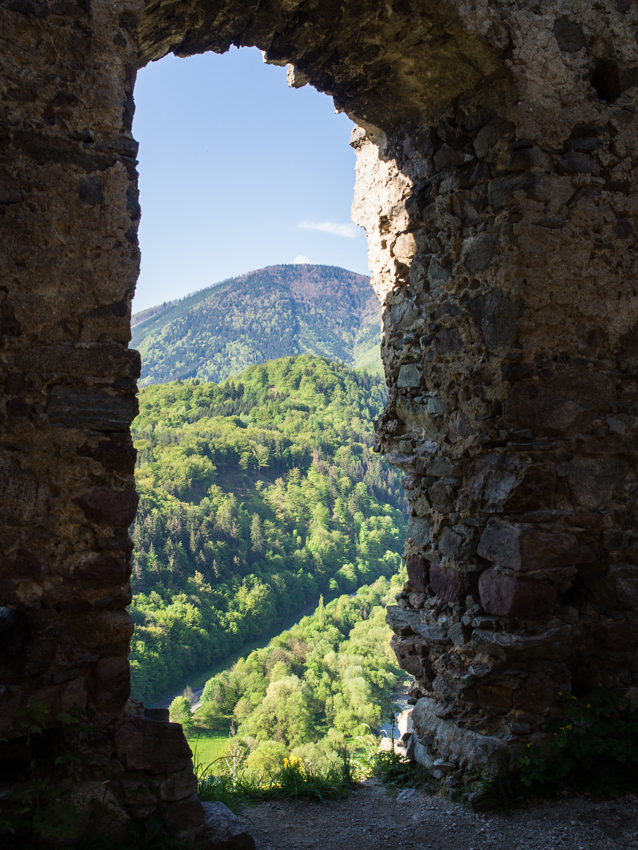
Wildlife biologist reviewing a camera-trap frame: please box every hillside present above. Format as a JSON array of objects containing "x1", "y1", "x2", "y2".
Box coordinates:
[
  {"x1": 131, "y1": 265, "x2": 382, "y2": 386},
  {"x1": 129, "y1": 356, "x2": 406, "y2": 702}
]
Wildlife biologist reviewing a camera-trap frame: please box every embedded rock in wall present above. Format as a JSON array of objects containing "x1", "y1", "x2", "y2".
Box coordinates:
[{"x1": 1, "y1": 0, "x2": 638, "y2": 834}]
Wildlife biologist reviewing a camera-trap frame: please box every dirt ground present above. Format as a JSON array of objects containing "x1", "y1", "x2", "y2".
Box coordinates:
[{"x1": 240, "y1": 779, "x2": 638, "y2": 850}]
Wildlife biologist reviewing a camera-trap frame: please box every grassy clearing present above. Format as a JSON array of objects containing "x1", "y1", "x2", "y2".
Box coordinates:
[{"x1": 187, "y1": 729, "x2": 229, "y2": 768}]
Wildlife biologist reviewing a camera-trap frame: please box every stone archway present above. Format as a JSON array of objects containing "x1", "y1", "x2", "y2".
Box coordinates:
[{"x1": 1, "y1": 0, "x2": 638, "y2": 839}]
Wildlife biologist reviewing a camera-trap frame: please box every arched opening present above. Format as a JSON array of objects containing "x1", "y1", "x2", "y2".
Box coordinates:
[{"x1": 2, "y1": 0, "x2": 638, "y2": 840}]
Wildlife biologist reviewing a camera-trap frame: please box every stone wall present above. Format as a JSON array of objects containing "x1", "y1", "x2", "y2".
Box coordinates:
[
  {"x1": 0, "y1": 0, "x2": 637, "y2": 837},
  {"x1": 352, "y1": 2, "x2": 638, "y2": 772}
]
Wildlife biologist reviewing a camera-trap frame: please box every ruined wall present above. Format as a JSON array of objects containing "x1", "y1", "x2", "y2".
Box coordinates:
[
  {"x1": 0, "y1": 0, "x2": 637, "y2": 835},
  {"x1": 352, "y1": 1, "x2": 638, "y2": 773}
]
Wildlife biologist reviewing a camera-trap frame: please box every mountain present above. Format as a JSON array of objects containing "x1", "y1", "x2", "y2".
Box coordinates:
[
  {"x1": 129, "y1": 355, "x2": 406, "y2": 702},
  {"x1": 131, "y1": 264, "x2": 382, "y2": 387}
]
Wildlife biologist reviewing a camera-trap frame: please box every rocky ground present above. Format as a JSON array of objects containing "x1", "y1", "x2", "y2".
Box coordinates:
[{"x1": 240, "y1": 780, "x2": 638, "y2": 850}]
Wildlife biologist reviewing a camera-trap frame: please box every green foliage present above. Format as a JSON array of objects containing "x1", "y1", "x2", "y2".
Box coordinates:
[
  {"x1": 119, "y1": 817, "x2": 186, "y2": 850},
  {"x1": 467, "y1": 765, "x2": 524, "y2": 812},
  {"x1": 131, "y1": 265, "x2": 382, "y2": 386},
  {"x1": 1, "y1": 702, "x2": 93, "y2": 849},
  {"x1": 195, "y1": 753, "x2": 357, "y2": 811},
  {"x1": 372, "y1": 751, "x2": 435, "y2": 792},
  {"x1": 197, "y1": 575, "x2": 404, "y2": 759},
  {"x1": 168, "y1": 696, "x2": 194, "y2": 733},
  {"x1": 518, "y1": 688, "x2": 638, "y2": 797},
  {"x1": 130, "y1": 356, "x2": 406, "y2": 703}
]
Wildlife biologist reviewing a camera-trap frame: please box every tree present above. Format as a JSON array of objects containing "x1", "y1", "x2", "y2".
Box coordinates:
[
  {"x1": 169, "y1": 695, "x2": 194, "y2": 733},
  {"x1": 250, "y1": 513, "x2": 265, "y2": 554}
]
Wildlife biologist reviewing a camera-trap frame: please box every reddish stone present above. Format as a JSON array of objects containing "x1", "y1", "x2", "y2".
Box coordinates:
[
  {"x1": 406, "y1": 554, "x2": 429, "y2": 593},
  {"x1": 438, "y1": 526, "x2": 463, "y2": 560},
  {"x1": 114, "y1": 716, "x2": 193, "y2": 774},
  {"x1": 429, "y1": 563, "x2": 462, "y2": 602},
  {"x1": 478, "y1": 568, "x2": 557, "y2": 619},
  {"x1": 75, "y1": 486, "x2": 139, "y2": 527},
  {"x1": 477, "y1": 518, "x2": 594, "y2": 571}
]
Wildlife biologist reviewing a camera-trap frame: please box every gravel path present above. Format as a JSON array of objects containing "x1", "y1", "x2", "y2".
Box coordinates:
[{"x1": 241, "y1": 780, "x2": 638, "y2": 850}]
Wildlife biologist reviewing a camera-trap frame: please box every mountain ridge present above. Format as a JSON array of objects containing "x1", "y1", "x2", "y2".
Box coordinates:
[{"x1": 131, "y1": 264, "x2": 382, "y2": 386}]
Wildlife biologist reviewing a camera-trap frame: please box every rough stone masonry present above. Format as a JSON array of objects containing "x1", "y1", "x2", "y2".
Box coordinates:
[{"x1": 0, "y1": 0, "x2": 637, "y2": 839}]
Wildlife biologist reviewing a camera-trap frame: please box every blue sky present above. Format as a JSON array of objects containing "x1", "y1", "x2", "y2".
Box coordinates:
[{"x1": 132, "y1": 48, "x2": 369, "y2": 313}]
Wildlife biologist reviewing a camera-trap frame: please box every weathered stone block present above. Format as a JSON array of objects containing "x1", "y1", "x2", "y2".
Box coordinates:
[
  {"x1": 406, "y1": 554, "x2": 429, "y2": 593},
  {"x1": 78, "y1": 439, "x2": 137, "y2": 473},
  {"x1": 65, "y1": 610, "x2": 134, "y2": 650},
  {"x1": 48, "y1": 387, "x2": 139, "y2": 431},
  {"x1": 0, "y1": 458, "x2": 38, "y2": 524},
  {"x1": 560, "y1": 151, "x2": 600, "y2": 174},
  {"x1": 473, "y1": 623, "x2": 571, "y2": 659},
  {"x1": 462, "y1": 232, "x2": 497, "y2": 274},
  {"x1": 397, "y1": 363, "x2": 421, "y2": 388},
  {"x1": 75, "y1": 486, "x2": 139, "y2": 527},
  {"x1": 456, "y1": 451, "x2": 556, "y2": 514},
  {"x1": 386, "y1": 606, "x2": 422, "y2": 637},
  {"x1": 15, "y1": 344, "x2": 141, "y2": 379},
  {"x1": 438, "y1": 527, "x2": 463, "y2": 560},
  {"x1": 477, "y1": 518, "x2": 594, "y2": 571},
  {"x1": 589, "y1": 622, "x2": 634, "y2": 652},
  {"x1": 488, "y1": 173, "x2": 573, "y2": 207},
  {"x1": 194, "y1": 801, "x2": 255, "y2": 850},
  {"x1": 478, "y1": 569, "x2": 557, "y2": 619},
  {"x1": 391, "y1": 637, "x2": 432, "y2": 679},
  {"x1": 506, "y1": 148, "x2": 552, "y2": 172},
  {"x1": 114, "y1": 716, "x2": 193, "y2": 773},
  {"x1": 509, "y1": 370, "x2": 615, "y2": 434},
  {"x1": 411, "y1": 697, "x2": 511, "y2": 772},
  {"x1": 434, "y1": 327, "x2": 462, "y2": 354},
  {"x1": 163, "y1": 793, "x2": 205, "y2": 833},
  {"x1": 145, "y1": 707, "x2": 170, "y2": 721},
  {"x1": 407, "y1": 516, "x2": 432, "y2": 547},
  {"x1": 568, "y1": 456, "x2": 628, "y2": 510},
  {"x1": 94, "y1": 655, "x2": 130, "y2": 712},
  {"x1": 429, "y1": 563, "x2": 462, "y2": 602},
  {"x1": 160, "y1": 766, "x2": 198, "y2": 802},
  {"x1": 466, "y1": 289, "x2": 524, "y2": 351},
  {"x1": 395, "y1": 398, "x2": 435, "y2": 434}
]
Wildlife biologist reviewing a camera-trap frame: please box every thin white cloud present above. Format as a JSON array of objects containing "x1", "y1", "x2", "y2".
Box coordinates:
[
  {"x1": 294, "y1": 255, "x2": 312, "y2": 264},
  {"x1": 297, "y1": 220, "x2": 360, "y2": 239}
]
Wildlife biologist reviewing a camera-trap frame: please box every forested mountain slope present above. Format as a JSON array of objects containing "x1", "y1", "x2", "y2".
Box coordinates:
[
  {"x1": 196, "y1": 574, "x2": 404, "y2": 771},
  {"x1": 130, "y1": 356, "x2": 406, "y2": 702},
  {"x1": 132, "y1": 265, "x2": 382, "y2": 386}
]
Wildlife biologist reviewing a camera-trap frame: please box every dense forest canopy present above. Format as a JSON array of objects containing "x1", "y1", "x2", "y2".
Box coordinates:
[
  {"x1": 189, "y1": 574, "x2": 405, "y2": 773},
  {"x1": 131, "y1": 265, "x2": 382, "y2": 386},
  {"x1": 130, "y1": 356, "x2": 406, "y2": 703}
]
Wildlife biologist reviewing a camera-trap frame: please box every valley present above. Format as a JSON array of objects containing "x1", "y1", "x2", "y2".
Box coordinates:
[{"x1": 129, "y1": 354, "x2": 405, "y2": 705}]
